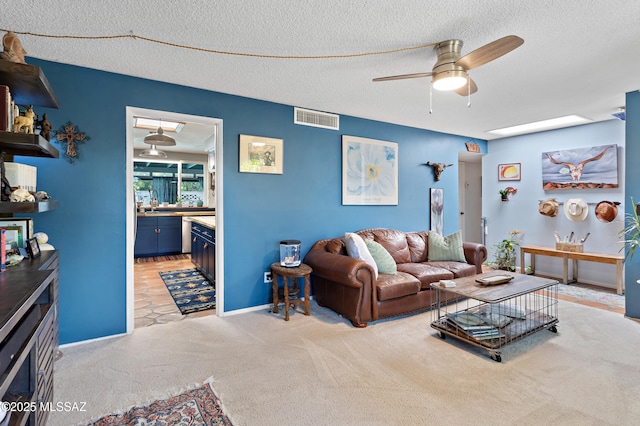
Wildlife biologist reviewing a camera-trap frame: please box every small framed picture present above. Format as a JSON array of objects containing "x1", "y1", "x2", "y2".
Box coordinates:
[
  {"x1": 498, "y1": 163, "x2": 521, "y2": 181},
  {"x1": 239, "y1": 134, "x2": 283, "y2": 174},
  {"x1": 26, "y1": 237, "x2": 41, "y2": 259}
]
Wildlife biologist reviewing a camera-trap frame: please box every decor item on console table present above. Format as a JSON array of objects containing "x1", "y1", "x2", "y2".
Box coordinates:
[{"x1": 303, "y1": 228, "x2": 487, "y2": 327}]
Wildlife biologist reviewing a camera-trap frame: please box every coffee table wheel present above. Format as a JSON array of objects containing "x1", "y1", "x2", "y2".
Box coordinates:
[
  {"x1": 490, "y1": 352, "x2": 502, "y2": 363},
  {"x1": 437, "y1": 331, "x2": 446, "y2": 339},
  {"x1": 548, "y1": 325, "x2": 558, "y2": 333}
]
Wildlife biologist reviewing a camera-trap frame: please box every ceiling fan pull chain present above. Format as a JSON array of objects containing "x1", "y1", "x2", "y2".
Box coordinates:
[{"x1": 467, "y1": 76, "x2": 472, "y2": 108}]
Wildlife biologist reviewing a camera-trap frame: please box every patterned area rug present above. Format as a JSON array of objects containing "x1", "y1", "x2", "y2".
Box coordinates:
[
  {"x1": 88, "y1": 383, "x2": 232, "y2": 425},
  {"x1": 159, "y1": 269, "x2": 216, "y2": 314},
  {"x1": 136, "y1": 254, "x2": 190, "y2": 263},
  {"x1": 557, "y1": 283, "x2": 625, "y2": 309}
]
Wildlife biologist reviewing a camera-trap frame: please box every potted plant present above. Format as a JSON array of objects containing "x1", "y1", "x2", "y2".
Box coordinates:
[
  {"x1": 491, "y1": 230, "x2": 524, "y2": 271},
  {"x1": 176, "y1": 197, "x2": 182, "y2": 207},
  {"x1": 620, "y1": 198, "x2": 640, "y2": 261},
  {"x1": 499, "y1": 186, "x2": 517, "y2": 201}
]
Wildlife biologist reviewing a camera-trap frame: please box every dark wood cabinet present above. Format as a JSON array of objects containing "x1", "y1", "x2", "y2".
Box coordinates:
[
  {"x1": 1, "y1": 251, "x2": 59, "y2": 426},
  {"x1": 191, "y1": 222, "x2": 215, "y2": 283},
  {"x1": 1, "y1": 59, "x2": 60, "y2": 426},
  {"x1": 134, "y1": 215, "x2": 182, "y2": 257}
]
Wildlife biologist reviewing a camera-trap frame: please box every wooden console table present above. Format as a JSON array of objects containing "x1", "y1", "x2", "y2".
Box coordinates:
[{"x1": 520, "y1": 245, "x2": 624, "y2": 295}]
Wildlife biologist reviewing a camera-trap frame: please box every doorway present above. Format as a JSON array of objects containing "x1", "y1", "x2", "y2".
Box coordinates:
[
  {"x1": 458, "y1": 151, "x2": 483, "y2": 243},
  {"x1": 125, "y1": 106, "x2": 224, "y2": 333}
]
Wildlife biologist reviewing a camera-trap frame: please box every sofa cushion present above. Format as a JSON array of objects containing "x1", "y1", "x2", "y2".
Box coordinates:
[
  {"x1": 427, "y1": 230, "x2": 466, "y2": 262},
  {"x1": 376, "y1": 272, "x2": 421, "y2": 301},
  {"x1": 359, "y1": 229, "x2": 412, "y2": 264},
  {"x1": 344, "y1": 232, "x2": 378, "y2": 277},
  {"x1": 406, "y1": 231, "x2": 429, "y2": 263},
  {"x1": 365, "y1": 239, "x2": 397, "y2": 274},
  {"x1": 428, "y1": 261, "x2": 477, "y2": 279},
  {"x1": 325, "y1": 238, "x2": 346, "y2": 254},
  {"x1": 397, "y1": 263, "x2": 455, "y2": 289}
]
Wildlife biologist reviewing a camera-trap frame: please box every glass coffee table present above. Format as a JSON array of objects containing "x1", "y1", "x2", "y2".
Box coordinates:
[{"x1": 430, "y1": 272, "x2": 559, "y2": 362}]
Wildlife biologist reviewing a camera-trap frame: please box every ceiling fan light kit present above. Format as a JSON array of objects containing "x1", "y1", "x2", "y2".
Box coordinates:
[{"x1": 432, "y1": 70, "x2": 468, "y2": 91}]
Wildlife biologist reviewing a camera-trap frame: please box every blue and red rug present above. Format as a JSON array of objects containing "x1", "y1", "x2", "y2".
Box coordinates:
[
  {"x1": 159, "y1": 269, "x2": 216, "y2": 314},
  {"x1": 89, "y1": 382, "x2": 232, "y2": 425}
]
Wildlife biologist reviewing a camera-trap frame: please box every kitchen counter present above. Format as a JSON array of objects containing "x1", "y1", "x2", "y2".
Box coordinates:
[
  {"x1": 190, "y1": 216, "x2": 216, "y2": 228},
  {"x1": 136, "y1": 209, "x2": 215, "y2": 217}
]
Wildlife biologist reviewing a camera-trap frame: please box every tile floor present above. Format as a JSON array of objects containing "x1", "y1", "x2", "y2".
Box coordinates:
[{"x1": 134, "y1": 256, "x2": 216, "y2": 328}]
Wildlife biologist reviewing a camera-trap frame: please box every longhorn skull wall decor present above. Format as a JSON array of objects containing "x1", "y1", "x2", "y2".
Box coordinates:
[
  {"x1": 542, "y1": 144, "x2": 618, "y2": 190},
  {"x1": 425, "y1": 161, "x2": 453, "y2": 181}
]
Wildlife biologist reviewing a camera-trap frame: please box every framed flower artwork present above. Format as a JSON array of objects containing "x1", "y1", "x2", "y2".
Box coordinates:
[
  {"x1": 498, "y1": 163, "x2": 521, "y2": 181},
  {"x1": 342, "y1": 135, "x2": 398, "y2": 205}
]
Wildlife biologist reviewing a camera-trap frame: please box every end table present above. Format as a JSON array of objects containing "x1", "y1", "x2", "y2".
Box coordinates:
[{"x1": 270, "y1": 262, "x2": 312, "y2": 321}]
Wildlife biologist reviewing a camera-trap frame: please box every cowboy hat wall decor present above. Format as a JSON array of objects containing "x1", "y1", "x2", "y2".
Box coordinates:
[
  {"x1": 564, "y1": 198, "x2": 589, "y2": 222},
  {"x1": 595, "y1": 201, "x2": 619, "y2": 223},
  {"x1": 539, "y1": 198, "x2": 559, "y2": 217}
]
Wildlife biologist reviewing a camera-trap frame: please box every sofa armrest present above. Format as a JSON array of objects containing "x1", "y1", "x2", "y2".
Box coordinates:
[
  {"x1": 463, "y1": 241, "x2": 488, "y2": 274},
  {"x1": 304, "y1": 249, "x2": 376, "y2": 289}
]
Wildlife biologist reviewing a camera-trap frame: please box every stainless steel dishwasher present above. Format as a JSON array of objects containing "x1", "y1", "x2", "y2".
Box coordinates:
[{"x1": 182, "y1": 216, "x2": 195, "y2": 253}]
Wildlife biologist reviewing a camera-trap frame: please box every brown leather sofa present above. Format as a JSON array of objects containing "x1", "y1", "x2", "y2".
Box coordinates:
[{"x1": 303, "y1": 228, "x2": 488, "y2": 327}]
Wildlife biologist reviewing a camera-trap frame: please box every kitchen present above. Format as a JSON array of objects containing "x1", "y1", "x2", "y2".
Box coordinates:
[{"x1": 130, "y1": 108, "x2": 219, "y2": 328}]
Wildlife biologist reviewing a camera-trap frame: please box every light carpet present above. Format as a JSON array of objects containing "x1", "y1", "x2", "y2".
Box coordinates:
[{"x1": 51, "y1": 300, "x2": 640, "y2": 425}]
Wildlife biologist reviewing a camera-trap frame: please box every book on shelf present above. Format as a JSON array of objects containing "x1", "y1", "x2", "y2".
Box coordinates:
[{"x1": 0, "y1": 84, "x2": 10, "y2": 132}]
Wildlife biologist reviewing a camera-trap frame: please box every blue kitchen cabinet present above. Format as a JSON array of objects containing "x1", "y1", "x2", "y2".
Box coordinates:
[
  {"x1": 191, "y1": 222, "x2": 215, "y2": 283},
  {"x1": 135, "y1": 215, "x2": 182, "y2": 257}
]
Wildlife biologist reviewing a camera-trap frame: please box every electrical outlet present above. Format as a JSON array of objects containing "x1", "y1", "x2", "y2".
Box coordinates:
[{"x1": 264, "y1": 271, "x2": 273, "y2": 283}]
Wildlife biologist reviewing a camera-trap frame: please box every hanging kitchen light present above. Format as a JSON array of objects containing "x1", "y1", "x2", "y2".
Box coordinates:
[
  {"x1": 139, "y1": 144, "x2": 168, "y2": 158},
  {"x1": 143, "y1": 126, "x2": 176, "y2": 146}
]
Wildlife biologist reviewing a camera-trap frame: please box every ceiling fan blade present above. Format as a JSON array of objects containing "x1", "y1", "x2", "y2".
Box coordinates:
[
  {"x1": 454, "y1": 77, "x2": 478, "y2": 96},
  {"x1": 455, "y1": 35, "x2": 524, "y2": 70},
  {"x1": 372, "y1": 72, "x2": 432, "y2": 82}
]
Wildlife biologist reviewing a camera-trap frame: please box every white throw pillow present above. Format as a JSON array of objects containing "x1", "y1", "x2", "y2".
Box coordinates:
[{"x1": 344, "y1": 232, "x2": 378, "y2": 278}]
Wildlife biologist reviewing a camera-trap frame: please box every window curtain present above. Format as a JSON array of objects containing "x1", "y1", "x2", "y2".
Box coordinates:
[{"x1": 153, "y1": 177, "x2": 177, "y2": 204}]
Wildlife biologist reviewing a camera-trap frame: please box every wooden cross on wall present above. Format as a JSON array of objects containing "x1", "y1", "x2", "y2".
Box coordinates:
[{"x1": 54, "y1": 121, "x2": 91, "y2": 164}]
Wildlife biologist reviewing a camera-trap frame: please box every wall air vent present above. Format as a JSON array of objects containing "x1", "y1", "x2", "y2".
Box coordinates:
[{"x1": 294, "y1": 107, "x2": 339, "y2": 130}]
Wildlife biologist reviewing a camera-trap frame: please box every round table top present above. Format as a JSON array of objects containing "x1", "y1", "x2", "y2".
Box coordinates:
[{"x1": 270, "y1": 262, "x2": 312, "y2": 276}]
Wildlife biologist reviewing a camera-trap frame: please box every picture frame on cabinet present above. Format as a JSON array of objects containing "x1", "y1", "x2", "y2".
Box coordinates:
[
  {"x1": 239, "y1": 134, "x2": 283, "y2": 174},
  {"x1": 26, "y1": 237, "x2": 40, "y2": 258},
  {"x1": 498, "y1": 163, "x2": 521, "y2": 181},
  {"x1": 0, "y1": 218, "x2": 33, "y2": 248}
]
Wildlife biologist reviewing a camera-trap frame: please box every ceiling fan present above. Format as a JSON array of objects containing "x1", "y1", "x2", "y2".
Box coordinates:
[{"x1": 373, "y1": 35, "x2": 524, "y2": 95}]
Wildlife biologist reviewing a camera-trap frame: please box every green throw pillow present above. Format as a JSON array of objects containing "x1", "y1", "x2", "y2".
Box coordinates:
[
  {"x1": 427, "y1": 230, "x2": 466, "y2": 262},
  {"x1": 365, "y1": 239, "x2": 397, "y2": 275}
]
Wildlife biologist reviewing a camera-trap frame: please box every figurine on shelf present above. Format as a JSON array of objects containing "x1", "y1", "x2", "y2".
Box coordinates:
[
  {"x1": 36, "y1": 113, "x2": 53, "y2": 141},
  {"x1": 13, "y1": 105, "x2": 36, "y2": 134},
  {"x1": 1, "y1": 31, "x2": 27, "y2": 64},
  {"x1": 0, "y1": 152, "x2": 13, "y2": 201},
  {"x1": 9, "y1": 188, "x2": 35, "y2": 202}
]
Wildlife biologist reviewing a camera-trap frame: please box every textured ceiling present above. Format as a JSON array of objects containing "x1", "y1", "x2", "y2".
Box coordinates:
[{"x1": 2, "y1": 1, "x2": 640, "y2": 145}]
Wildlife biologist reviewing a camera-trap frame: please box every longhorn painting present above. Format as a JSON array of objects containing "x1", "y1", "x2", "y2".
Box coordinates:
[{"x1": 541, "y1": 144, "x2": 618, "y2": 190}]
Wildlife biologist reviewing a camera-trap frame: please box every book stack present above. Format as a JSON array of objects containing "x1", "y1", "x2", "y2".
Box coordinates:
[
  {"x1": 0, "y1": 84, "x2": 19, "y2": 132},
  {"x1": 446, "y1": 312, "x2": 506, "y2": 340}
]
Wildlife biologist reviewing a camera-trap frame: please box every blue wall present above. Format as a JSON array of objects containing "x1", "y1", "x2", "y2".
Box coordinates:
[
  {"x1": 624, "y1": 90, "x2": 640, "y2": 318},
  {"x1": 17, "y1": 58, "x2": 485, "y2": 344}
]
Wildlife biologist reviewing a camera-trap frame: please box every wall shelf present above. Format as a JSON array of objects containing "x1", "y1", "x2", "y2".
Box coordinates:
[
  {"x1": 0, "y1": 200, "x2": 59, "y2": 214},
  {"x1": 0, "y1": 60, "x2": 59, "y2": 108},
  {"x1": 0, "y1": 131, "x2": 59, "y2": 158}
]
